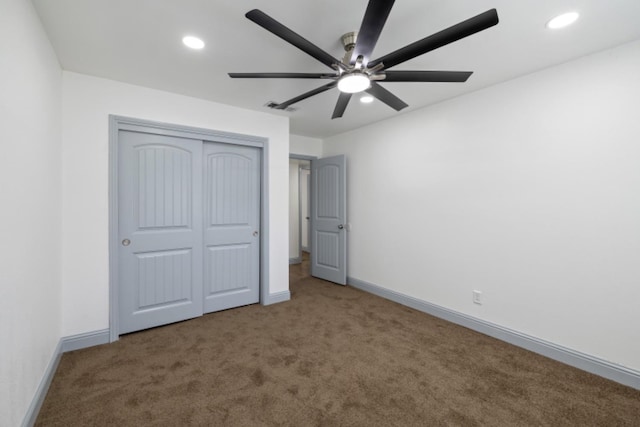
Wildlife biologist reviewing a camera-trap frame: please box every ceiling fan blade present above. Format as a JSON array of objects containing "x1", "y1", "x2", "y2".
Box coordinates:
[
  {"x1": 365, "y1": 82, "x2": 408, "y2": 111},
  {"x1": 383, "y1": 70, "x2": 473, "y2": 82},
  {"x1": 332, "y1": 93, "x2": 353, "y2": 119},
  {"x1": 229, "y1": 72, "x2": 336, "y2": 79},
  {"x1": 246, "y1": 9, "x2": 341, "y2": 70},
  {"x1": 368, "y1": 9, "x2": 499, "y2": 69},
  {"x1": 275, "y1": 81, "x2": 337, "y2": 110},
  {"x1": 351, "y1": 0, "x2": 396, "y2": 65}
]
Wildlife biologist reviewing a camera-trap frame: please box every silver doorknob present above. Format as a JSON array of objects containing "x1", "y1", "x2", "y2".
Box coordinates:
[
  {"x1": 122, "y1": 239, "x2": 131, "y2": 246},
  {"x1": 337, "y1": 224, "x2": 344, "y2": 230},
  {"x1": 253, "y1": 231, "x2": 259, "y2": 237}
]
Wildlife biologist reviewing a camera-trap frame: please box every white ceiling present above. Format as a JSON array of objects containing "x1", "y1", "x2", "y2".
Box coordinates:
[{"x1": 33, "y1": 0, "x2": 640, "y2": 138}]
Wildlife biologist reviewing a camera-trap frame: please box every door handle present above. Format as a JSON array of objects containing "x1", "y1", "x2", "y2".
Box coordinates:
[
  {"x1": 122, "y1": 239, "x2": 131, "y2": 246},
  {"x1": 253, "y1": 231, "x2": 259, "y2": 237},
  {"x1": 337, "y1": 224, "x2": 344, "y2": 230}
]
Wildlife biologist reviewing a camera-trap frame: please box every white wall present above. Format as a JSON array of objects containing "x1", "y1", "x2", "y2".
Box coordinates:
[
  {"x1": 324, "y1": 40, "x2": 640, "y2": 372},
  {"x1": 290, "y1": 134, "x2": 323, "y2": 157},
  {"x1": 0, "y1": 1, "x2": 62, "y2": 425},
  {"x1": 61, "y1": 72, "x2": 289, "y2": 337}
]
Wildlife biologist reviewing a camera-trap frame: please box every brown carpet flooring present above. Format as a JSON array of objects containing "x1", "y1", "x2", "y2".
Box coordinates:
[{"x1": 37, "y1": 255, "x2": 640, "y2": 426}]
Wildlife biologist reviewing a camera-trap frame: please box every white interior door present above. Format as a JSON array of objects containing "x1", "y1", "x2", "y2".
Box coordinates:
[
  {"x1": 311, "y1": 155, "x2": 347, "y2": 285},
  {"x1": 118, "y1": 130, "x2": 203, "y2": 334},
  {"x1": 203, "y1": 142, "x2": 260, "y2": 313}
]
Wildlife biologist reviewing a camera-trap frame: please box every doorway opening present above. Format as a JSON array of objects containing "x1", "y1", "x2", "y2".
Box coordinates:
[
  {"x1": 289, "y1": 153, "x2": 347, "y2": 285},
  {"x1": 289, "y1": 157, "x2": 312, "y2": 275}
]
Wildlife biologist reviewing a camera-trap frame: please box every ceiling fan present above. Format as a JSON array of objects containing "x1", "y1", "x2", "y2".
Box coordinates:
[{"x1": 229, "y1": 0, "x2": 499, "y2": 119}]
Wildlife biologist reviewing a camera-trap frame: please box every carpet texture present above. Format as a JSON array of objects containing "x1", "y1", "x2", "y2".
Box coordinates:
[{"x1": 37, "y1": 259, "x2": 640, "y2": 426}]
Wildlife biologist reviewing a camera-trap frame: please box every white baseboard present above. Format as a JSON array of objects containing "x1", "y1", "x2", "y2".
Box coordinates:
[
  {"x1": 263, "y1": 290, "x2": 291, "y2": 305},
  {"x1": 21, "y1": 329, "x2": 111, "y2": 427},
  {"x1": 348, "y1": 276, "x2": 640, "y2": 391},
  {"x1": 61, "y1": 329, "x2": 110, "y2": 352},
  {"x1": 289, "y1": 257, "x2": 301, "y2": 265},
  {"x1": 21, "y1": 341, "x2": 62, "y2": 427}
]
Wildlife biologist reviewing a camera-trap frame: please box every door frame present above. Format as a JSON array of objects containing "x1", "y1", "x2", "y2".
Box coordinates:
[
  {"x1": 109, "y1": 115, "x2": 271, "y2": 342},
  {"x1": 289, "y1": 154, "x2": 317, "y2": 264}
]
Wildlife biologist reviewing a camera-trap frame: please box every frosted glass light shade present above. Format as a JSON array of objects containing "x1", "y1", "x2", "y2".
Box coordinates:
[{"x1": 338, "y1": 74, "x2": 370, "y2": 93}]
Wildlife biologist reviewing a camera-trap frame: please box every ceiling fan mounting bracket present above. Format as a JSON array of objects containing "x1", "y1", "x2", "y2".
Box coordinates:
[
  {"x1": 340, "y1": 32, "x2": 358, "y2": 51},
  {"x1": 340, "y1": 32, "x2": 359, "y2": 65}
]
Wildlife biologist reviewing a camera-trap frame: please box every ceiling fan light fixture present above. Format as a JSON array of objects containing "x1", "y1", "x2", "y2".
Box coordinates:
[
  {"x1": 337, "y1": 73, "x2": 370, "y2": 93},
  {"x1": 360, "y1": 95, "x2": 374, "y2": 103},
  {"x1": 182, "y1": 36, "x2": 205, "y2": 49},
  {"x1": 546, "y1": 12, "x2": 579, "y2": 29}
]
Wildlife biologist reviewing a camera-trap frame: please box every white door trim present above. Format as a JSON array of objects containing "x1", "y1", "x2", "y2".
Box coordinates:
[{"x1": 109, "y1": 115, "x2": 271, "y2": 342}]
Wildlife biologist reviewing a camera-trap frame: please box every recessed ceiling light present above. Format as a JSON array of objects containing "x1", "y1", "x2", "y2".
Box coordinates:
[
  {"x1": 182, "y1": 36, "x2": 205, "y2": 49},
  {"x1": 546, "y1": 12, "x2": 579, "y2": 29},
  {"x1": 360, "y1": 95, "x2": 374, "y2": 104}
]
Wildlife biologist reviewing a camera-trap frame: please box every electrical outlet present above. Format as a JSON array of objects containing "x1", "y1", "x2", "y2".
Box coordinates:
[{"x1": 473, "y1": 290, "x2": 482, "y2": 305}]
